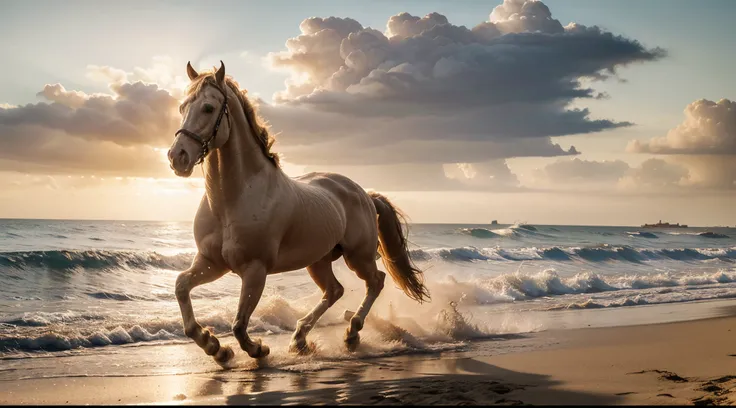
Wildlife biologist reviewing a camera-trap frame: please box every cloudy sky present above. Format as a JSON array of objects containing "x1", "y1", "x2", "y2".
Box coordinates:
[{"x1": 1, "y1": 0, "x2": 734, "y2": 226}]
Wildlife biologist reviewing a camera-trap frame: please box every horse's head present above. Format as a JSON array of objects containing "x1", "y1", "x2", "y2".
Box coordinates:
[{"x1": 168, "y1": 61, "x2": 232, "y2": 177}]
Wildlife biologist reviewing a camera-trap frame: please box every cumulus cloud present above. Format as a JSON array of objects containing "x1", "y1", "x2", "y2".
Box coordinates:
[
  {"x1": 489, "y1": 0, "x2": 564, "y2": 34},
  {"x1": 1, "y1": 82, "x2": 179, "y2": 148},
  {"x1": 0, "y1": 123, "x2": 171, "y2": 177},
  {"x1": 269, "y1": 4, "x2": 662, "y2": 112},
  {"x1": 0, "y1": 65, "x2": 180, "y2": 176},
  {"x1": 444, "y1": 160, "x2": 520, "y2": 188},
  {"x1": 0, "y1": 57, "x2": 184, "y2": 176},
  {"x1": 87, "y1": 56, "x2": 190, "y2": 98},
  {"x1": 628, "y1": 98, "x2": 736, "y2": 155},
  {"x1": 618, "y1": 158, "x2": 689, "y2": 189},
  {"x1": 627, "y1": 98, "x2": 736, "y2": 190},
  {"x1": 532, "y1": 157, "x2": 691, "y2": 192},
  {"x1": 261, "y1": 0, "x2": 663, "y2": 169},
  {"x1": 672, "y1": 156, "x2": 736, "y2": 190}
]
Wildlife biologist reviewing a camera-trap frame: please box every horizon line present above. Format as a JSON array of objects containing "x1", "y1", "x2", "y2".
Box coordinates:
[{"x1": 0, "y1": 217, "x2": 731, "y2": 229}]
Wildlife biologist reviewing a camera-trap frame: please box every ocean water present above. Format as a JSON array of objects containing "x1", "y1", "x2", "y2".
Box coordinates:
[{"x1": 1, "y1": 219, "x2": 735, "y2": 363}]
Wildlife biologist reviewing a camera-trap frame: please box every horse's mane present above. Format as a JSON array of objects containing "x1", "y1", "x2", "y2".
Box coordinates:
[{"x1": 185, "y1": 69, "x2": 280, "y2": 168}]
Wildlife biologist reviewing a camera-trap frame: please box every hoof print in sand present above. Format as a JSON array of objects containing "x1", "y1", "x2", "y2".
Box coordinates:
[
  {"x1": 692, "y1": 375, "x2": 736, "y2": 406},
  {"x1": 629, "y1": 369, "x2": 688, "y2": 383}
]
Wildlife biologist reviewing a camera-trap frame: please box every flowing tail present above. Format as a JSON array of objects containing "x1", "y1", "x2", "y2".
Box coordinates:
[{"x1": 369, "y1": 191, "x2": 430, "y2": 303}]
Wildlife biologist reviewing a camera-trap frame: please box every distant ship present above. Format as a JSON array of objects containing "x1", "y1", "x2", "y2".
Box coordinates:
[
  {"x1": 641, "y1": 220, "x2": 688, "y2": 228},
  {"x1": 491, "y1": 220, "x2": 498, "y2": 225}
]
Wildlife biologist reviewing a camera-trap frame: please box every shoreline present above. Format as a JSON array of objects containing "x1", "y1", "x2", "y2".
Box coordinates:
[{"x1": 2, "y1": 312, "x2": 735, "y2": 405}]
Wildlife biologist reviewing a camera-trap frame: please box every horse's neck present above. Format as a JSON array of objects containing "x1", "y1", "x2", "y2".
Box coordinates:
[{"x1": 203, "y1": 108, "x2": 282, "y2": 219}]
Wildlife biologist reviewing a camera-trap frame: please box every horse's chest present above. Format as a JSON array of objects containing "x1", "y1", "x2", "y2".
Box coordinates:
[
  {"x1": 194, "y1": 221, "x2": 268, "y2": 267},
  {"x1": 217, "y1": 222, "x2": 274, "y2": 266}
]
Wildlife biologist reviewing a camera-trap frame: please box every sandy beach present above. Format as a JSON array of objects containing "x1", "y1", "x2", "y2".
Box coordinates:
[{"x1": 2, "y1": 308, "x2": 735, "y2": 406}]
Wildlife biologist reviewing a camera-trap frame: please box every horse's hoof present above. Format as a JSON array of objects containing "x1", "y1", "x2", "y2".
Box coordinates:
[
  {"x1": 249, "y1": 339, "x2": 270, "y2": 359},
  {"x1": 204, "y1": 335, "x2": 221, "y2": 356},
  {"x1": 214, "y1": 345, "x2": 234, "y2": 364},
  {"x1": 289, "y1": 339, "x2": 316, "y2": 355},
  {"x1": 345, "y1": 334, "x2": 360, "y2": 352},
  {"x1": 255, "y1": 344, "x2": 270, "y2": 359},
  {"x1": 344, "y1": 330, "x2": 360, "y2": 352}
]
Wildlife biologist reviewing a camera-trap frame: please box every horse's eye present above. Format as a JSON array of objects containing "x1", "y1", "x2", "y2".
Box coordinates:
[{"x1": 203, "y1": 103, "x2": 215, "y2": 113}]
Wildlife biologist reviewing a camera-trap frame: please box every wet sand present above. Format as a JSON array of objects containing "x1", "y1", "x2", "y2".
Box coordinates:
[{"x1": 2, "y1": 313, "x2": 735, "y2": 405}]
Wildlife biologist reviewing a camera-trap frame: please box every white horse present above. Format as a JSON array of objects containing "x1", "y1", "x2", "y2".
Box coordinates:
[{"x1": 167, "y1": 61, "x2": 430, "y2": 363}]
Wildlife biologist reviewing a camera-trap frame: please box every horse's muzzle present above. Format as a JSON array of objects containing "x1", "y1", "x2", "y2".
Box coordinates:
[{"x1": 168, "y1": 148, "x2": 194, "y2": 177}]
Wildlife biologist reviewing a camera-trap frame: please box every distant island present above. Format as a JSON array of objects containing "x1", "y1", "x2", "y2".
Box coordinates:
[
  {"x1": 641, "y1": 220, "x2": 688, "y2": 228},
  {"x1": 491, "y1": 220, "x2": 498, "y2": 225}
]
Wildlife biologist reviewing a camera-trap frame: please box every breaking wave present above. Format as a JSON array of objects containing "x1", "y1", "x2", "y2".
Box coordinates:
[
  {"x1": 492, "y1": 223, "x2": 546, "y2": 238},
  {"x1": 458, "y1": 228, "x2": 500, "y2": 239},
  {"x1": 548, "y1": 291, "x2": 736, "y2": 311},
  {"x1": 699, "y1": 232, "x2": 730, "y2": 239},
  {"x1": 452, "y1": 225, "x2": 733, "y2": 242},
  {"x1": 410, "y1": 245, "x2": 736, "y2": 263},
  {"x1": 0, "y1": 326, "x2": 181, "y2": 352},
  {"x1": 433, "y1": 269, "x2": 736, "y2": 306},
  {"x1": 0, "y1": 250, "x2": 194, "y2": 272},
  {"x1": 0, "y1": 296, "x2": 308, "y2": 353}
]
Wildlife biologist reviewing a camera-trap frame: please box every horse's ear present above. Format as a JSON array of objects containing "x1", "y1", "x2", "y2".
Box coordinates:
[
  {"x1": 186, "y1": 61, "x2": 199, "y2": 81},
  {"x1": 215, "y1": 60, "x2": 225, "y2": 86}
]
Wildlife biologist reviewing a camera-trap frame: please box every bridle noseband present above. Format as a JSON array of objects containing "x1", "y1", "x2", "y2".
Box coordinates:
[{"x1": 175, "y1": 83, "x2": 231, "y2": 165}]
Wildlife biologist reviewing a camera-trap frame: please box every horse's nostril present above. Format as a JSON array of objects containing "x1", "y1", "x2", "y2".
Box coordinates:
[
  {"x1": 176, "y1": 150, "x2": 189, "y2": 167},
  {"x1": 167, "y1": 149, "x2": 174, "y2": 160}
]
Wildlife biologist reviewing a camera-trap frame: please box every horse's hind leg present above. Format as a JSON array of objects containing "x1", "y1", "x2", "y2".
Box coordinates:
[
  {"x1": 342, "y1": 252, "x2": 386, "y2": 352},
  {"x1": 175, "y1": 254, "x2": 233, "y2": 363},
  {"x1": 289, "y1": 255, "x2": 344, "y2": 354}
]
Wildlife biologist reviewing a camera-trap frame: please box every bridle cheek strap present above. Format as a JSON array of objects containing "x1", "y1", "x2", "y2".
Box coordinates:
[{"x1": 175, "y1": 84, "x2": 230, "y2": 165}]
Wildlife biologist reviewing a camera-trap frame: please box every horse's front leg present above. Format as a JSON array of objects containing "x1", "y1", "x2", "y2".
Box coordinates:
[
  {"x1": 232, "y1": 261, "x2": 270, "y2": 359},
  {"x1": 175, "y1": 254, "x2": 233, "y2": 363}
]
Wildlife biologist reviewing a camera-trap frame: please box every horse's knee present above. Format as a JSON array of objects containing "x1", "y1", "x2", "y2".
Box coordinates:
[{"x1": 175, "y1": 273, "x2": 191, "y2": 301}]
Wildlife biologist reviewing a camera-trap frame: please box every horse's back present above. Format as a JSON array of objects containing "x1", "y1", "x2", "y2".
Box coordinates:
[
  {"x1": 293, "y1": 171, "x2": 372, "y2": 208},
  {"x1": 292, "y1": 171, "x2": 378, "y2": 254}
]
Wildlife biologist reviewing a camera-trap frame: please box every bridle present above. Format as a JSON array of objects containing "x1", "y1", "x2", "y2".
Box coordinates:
[{"x1": 175, "y1": 83, "x2": 231, "y2": 165}]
